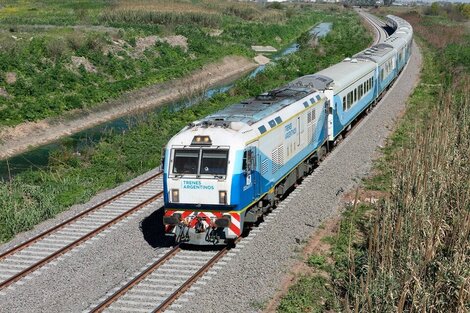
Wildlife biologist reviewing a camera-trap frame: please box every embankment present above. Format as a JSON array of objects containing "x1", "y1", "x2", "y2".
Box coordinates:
[{"x1": 0, "y1": 55, "x2": 257, "y2": 160}]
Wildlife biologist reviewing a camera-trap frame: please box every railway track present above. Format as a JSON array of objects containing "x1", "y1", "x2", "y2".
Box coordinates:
[
  {"x1": 358, "y1": 10, "x2": 389, "y2": 44},
  {"x1": 89, "y1": 244, "x2": 233, "y2": 313},
  {"x1": 0, "y1": 171, "x2": 164, "y2": 291}
]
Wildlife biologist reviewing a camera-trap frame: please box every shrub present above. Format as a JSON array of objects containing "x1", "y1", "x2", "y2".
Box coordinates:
[{"x1": 46, "y1": 38, "x2": 68, "y2": 60}]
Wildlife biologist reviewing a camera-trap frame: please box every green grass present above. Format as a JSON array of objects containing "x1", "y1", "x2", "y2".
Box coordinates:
[{"x1": 277, "y1": 276, "x2": 336, "y2": 313}]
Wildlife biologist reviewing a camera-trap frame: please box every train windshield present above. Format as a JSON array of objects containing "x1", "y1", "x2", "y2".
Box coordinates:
[
  {"x1": 173, "y1": 150, "x2": 199, "y2": 174},
  {"x1": 200, "y1": 150, "x2": 228, "y2": 175},
  {"x1": 172, "y1": 149, "x2": 229, "y2": 176}
]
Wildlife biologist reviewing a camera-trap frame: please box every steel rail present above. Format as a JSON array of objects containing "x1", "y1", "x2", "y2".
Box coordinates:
[
  {"x1": 89, "y1": 241, "x2": 236, "y2": 313},
  {"x1": 361, "y1": 12, "x2": 388, "y2": 44},
  {"x1": 89, "y1": 246, "x2": 182, "y2": 313},
  {"x1": 0, "y1": 171, "x2": 162, "y2": 262},
  {"x1": 0, "y1": 191, "x2": 163, "y2": 291},
  {"x1": 153, "y1": 244, "x2": 234, "y2": 313}
]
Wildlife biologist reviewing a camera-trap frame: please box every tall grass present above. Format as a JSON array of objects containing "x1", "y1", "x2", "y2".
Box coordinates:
[
  {"x1": 100, "y1": 10, "x2": 222, "y2": 28},
  {"x1": 398, "y1": 12, "x2": 465, "y2": 49},
  {"x1": 343, "y1": 79, "x2": 469, "y2": 312}
]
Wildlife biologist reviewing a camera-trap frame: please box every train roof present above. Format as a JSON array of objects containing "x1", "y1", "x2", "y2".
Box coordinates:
[
  {"x1": 354, "y1": 42, "x2": 395, "y2": 64},
  {"x1": 295, "y1": 15, "x2": 413, "y2": 94},
  {"x1": 202, "y1": 82, "x2": 322, "y2": 126},
  {"x1": 304, "y1": 59, "x2": 376, "y2": 93}
]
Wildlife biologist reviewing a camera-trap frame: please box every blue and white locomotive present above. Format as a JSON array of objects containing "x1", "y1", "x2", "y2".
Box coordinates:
[{"x1": 162, "y1": 15, "x2": 413, "y2": 245}]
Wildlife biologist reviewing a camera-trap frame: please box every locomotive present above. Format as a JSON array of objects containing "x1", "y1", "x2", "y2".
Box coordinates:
[{"x1": 162, "y1": 15, "x2": 413, "y2": 245}]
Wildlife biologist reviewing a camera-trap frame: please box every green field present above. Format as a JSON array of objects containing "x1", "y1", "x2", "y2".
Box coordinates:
[
  {"x1": 278, "y1": 5, "x2": 469, "y2": 313},
  {"x1": 0, "y1": 0, "x2": 328, "y2": 126}
]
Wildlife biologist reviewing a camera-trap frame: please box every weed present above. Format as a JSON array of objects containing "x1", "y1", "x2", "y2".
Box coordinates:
[
  {"x1": 307, "y1": 254, "x2": 327, "y2": 269},
  {"x1": 278, "y1": 276, "x2": 338, "y2": 313}
]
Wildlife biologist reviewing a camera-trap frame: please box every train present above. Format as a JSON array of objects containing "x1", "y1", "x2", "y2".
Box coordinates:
[{"x1": 161, "y1": 15, "x2": 413, "y2": 245}]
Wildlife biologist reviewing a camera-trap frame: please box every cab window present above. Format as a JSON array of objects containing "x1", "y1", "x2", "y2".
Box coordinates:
[
  {"x1": 200, "y1": 150, "x2": 228, "y2": 175},
  {"x1": 173, "y1": 149, "x2": 199, "y2": 174}
]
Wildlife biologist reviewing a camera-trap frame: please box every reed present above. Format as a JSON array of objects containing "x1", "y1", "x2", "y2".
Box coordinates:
[
  {"x1": 397, "y1": 12, "x2": 465, "y2": 49},
  {"x1": 345, "y1": 78, "x2": 470, "y2": 312}
]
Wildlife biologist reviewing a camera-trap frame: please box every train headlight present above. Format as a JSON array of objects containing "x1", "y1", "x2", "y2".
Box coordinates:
[
  {"x1": 191, "y1": 136, "x2": 212, "y2": 145},
  {"x1": 171, "y1": 189, "x2": 179, "y2": 203},
  {"x1": 219, "y1": 191, "x2": 227, "y2": 204}
]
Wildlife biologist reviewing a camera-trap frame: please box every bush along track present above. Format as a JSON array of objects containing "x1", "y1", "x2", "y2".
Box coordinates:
[
  {"x1": 278, "y1": 11, "x2": 469, "y2": 313},
  {"x1": 0, "y1": 10, "x2": 370, "y2": 243}
]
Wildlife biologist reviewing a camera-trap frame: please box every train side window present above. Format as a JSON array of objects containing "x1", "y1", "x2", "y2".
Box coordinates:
[
  {"x1": 342, "y1": 97, "x2": 346, "y2": 111},
  {"x1": 242, "y1": 149, "x2": 254, "y2": 174},
  {"x1": 354, "y1": 89, "x2": 357, "y2": 102}
]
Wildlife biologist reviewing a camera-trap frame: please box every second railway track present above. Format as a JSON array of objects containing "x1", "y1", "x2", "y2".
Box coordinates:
[
  {"x1": 89, "y1": 244, "x2": 232, "y2": 313},
  {"x1": 358, "y1": 10, "x2": 389, "y2": 44},
  {"x1": 0, "y1": 171, "x2": 164, "y2": 291}
]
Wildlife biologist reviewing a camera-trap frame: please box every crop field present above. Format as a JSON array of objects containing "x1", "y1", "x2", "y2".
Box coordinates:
[
  {"x1": 0, "y1": 6, "x2": 371, "y2": 243},
  {"x1": 0, "y1": 0, "x2": 326, "y2": 126},
  {"x1": 278, "y1": 5, "x2": 469, "y2": 313}
]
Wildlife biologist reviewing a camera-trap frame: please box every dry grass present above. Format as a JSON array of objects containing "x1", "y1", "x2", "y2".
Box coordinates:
[
  {"x1": 397, "y1": 12, "x2": 466, "y2": 49},
  {"x1": 111, "y1": 0, "x2": 219, "y2": 14},
  {"x1": 346, "y1": 78, "x2": 470, "y2": 312},
  {"x1": 102, "y1": 0, "x2": 287, "y2": 24}
]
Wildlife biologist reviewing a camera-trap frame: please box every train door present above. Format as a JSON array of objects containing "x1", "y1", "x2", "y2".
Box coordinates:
[
  {"x1": 297, "y1": 117, "x2": 301, "y2": 147},
  {"x1": 243, "y1": 142, "x2": 260, "y2": 200},
  {"x1": 252, "y1": 141, "x2": 262, "y2": 199}
]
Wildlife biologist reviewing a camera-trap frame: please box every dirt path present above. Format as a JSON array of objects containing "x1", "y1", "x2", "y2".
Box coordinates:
[{"x1": 0, "y1": 55, "x2": 257, "y2": 160}]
